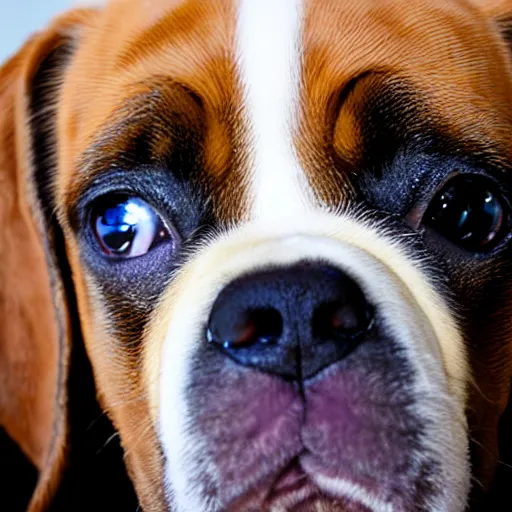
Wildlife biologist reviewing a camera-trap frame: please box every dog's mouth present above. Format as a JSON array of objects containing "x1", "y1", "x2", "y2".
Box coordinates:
[
  {"x1": 162, "y1": 355, "x2": 468, "y2": 511},
  {"x1": 269, "y1": 461, "x2": 310, "y2": 498},
  {"x1": 228, "y1": 455, "x2": 388, "y2": 512},
  {"x1": 177, "y1": 339, "x2": 459, "y2": 512},
  {"x1": 264, "y1": 461, "x2": 317, "y2": 509},
  {"x1": 228, "y1": 459, "x2": 327, "y2": 511}
]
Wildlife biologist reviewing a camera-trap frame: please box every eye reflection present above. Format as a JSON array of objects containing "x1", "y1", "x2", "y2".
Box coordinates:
[
  {"x1": 92, "y1": 195, "x2": 172, "y2": 258},
  {"x1": 424, "y1": 175, "x2": 507, "y2": 252}
]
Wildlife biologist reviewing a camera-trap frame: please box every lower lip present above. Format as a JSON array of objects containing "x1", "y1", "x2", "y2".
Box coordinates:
[{"x1": 266, "y1": 464, "x2": 317, "y2": 507}]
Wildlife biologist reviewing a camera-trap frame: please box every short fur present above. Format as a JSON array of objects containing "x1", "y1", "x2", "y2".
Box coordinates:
[{"x1": 1, "y1": 1, "x2": 512, "y2": 511}]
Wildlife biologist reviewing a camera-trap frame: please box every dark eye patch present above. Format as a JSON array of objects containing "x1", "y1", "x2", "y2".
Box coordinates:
[
  {"x1": 64, "y1": 77, "x2": 249, "y2": 352},
  {"x1": 331, "y1": 73, "x2": 511, "y2": 212},
  {"x1": 75, "y1": 166, "x2": 215, "y2": 351},
  {"x1": 334, "y1": 74, "x2": 512, "y2": 252}
]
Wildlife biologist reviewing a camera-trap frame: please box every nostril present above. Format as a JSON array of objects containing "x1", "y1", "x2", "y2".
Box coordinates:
[
  {"x1": 207, "y1": 307, "x2": 283, "y2": 349},
  {"x1": 312, "y1": 297, "x2": 373, "y2": 342}
]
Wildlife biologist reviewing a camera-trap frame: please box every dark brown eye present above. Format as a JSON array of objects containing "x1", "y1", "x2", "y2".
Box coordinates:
[
  {"x1": 424, "y1": 175, "x2": 508, "y2": 252},
  {"x1": 91, "y1": 195, "x2": 174, "y2": 258}
]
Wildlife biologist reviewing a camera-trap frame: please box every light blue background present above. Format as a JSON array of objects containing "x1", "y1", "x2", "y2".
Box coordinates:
[{"x1": 0, "y1": 1, "x2": 73, "y2": 62}]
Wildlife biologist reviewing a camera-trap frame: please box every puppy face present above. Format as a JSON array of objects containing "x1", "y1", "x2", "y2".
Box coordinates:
[{"x1": 33, "y1": 0, "x2": 512, "y2": 509}]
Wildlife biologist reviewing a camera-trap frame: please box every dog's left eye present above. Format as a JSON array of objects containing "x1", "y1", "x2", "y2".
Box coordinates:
[{"x1": 91, "y1": 195, "x2": 173, "y2": 258}]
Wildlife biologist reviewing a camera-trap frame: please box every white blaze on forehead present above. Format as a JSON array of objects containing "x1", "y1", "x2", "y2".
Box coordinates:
[{"x1": 236, "y1": 0, "x2": 313, "y2": 220}]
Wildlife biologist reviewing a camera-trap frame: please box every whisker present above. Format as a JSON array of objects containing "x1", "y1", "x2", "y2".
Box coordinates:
[
  {"x1": 86, "y1": 410, "x2": 109, "y2": 432},
  {"x1": 96, "y1": 432, "x2": 120, "y2": 455},
  {"x1": 496, "y1": 459, "x2": 512, "y2": 469},
  {"x1": 469, "y1": 474, "x2": 485, "y2": 491}
]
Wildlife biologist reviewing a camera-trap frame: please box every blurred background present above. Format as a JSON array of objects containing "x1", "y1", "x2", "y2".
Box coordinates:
[{"x1": 0, "y1": 1, "x2": 73, "y2": 62}]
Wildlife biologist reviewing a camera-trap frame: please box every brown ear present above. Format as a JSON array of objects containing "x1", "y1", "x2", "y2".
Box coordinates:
[
  {"x1": 470, "y1": 0, "x2": 512, "y2": 505},
  {"x1": 0, "y1": 9, "x2": 98, "y2": 511}
]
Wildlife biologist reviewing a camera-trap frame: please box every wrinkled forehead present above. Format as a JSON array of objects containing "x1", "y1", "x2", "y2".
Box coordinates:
[{"x1": 58, "y1": 0, "x2": 512, "y2": 219}]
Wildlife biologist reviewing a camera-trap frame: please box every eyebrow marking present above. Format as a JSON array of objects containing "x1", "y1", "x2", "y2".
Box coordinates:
[
  {"x1": 236, "y1": 0, "x2": 314, "y2": 222},
  {"x1": 65, "y1": 80, "x2": 205, "y2": 211}
]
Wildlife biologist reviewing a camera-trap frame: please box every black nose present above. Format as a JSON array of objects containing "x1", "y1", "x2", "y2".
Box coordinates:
[{"x1": 206, "y1": 263, "x2": 374, "y2": 380}]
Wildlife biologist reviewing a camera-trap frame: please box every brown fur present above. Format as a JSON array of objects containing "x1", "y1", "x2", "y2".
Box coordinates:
[
  {"x1": 298, "y1": 0, "x2": 512, "y2": 204},
  {"x1": 1, "y1": 1, "x2": 512, "y2": 510},
  {"x1": 0, "y1": 9, "x2": 97, "y2": 510}
]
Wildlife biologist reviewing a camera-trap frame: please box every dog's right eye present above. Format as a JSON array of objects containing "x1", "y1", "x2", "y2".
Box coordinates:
[{"x1": 91, "y1": 194, "x2": 175, "y2": 258}]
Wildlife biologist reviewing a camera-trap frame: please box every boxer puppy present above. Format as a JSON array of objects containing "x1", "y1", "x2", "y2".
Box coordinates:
[{"x1": 1, "y1": 0, "x2": 511, "y2": 510}]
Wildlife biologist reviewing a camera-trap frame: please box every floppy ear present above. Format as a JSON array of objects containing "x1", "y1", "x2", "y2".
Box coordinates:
[
  {"x1": 0, "y1": 9, "x2": 98, "y2": 511},
  {"x1": 470, "y1": 0, "x2": 512, "y2": 505}
]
